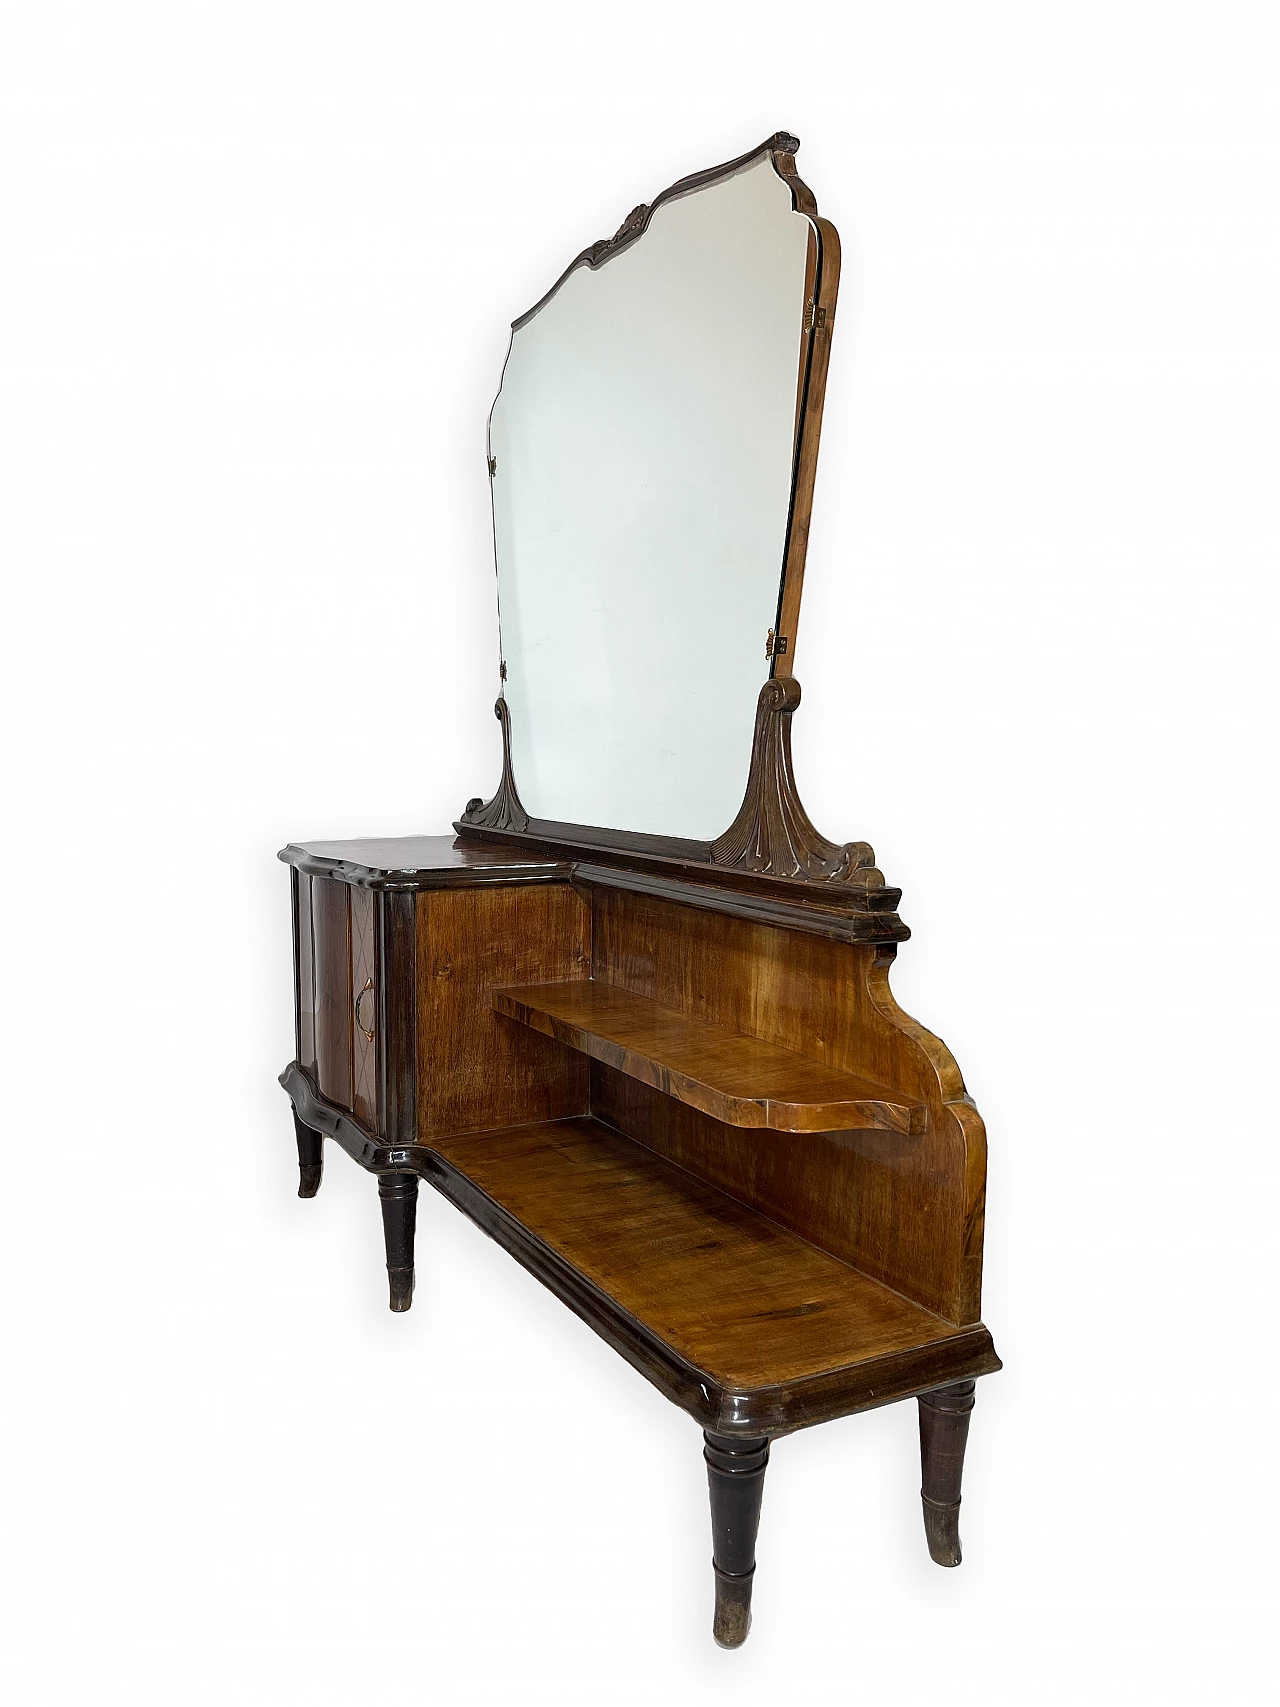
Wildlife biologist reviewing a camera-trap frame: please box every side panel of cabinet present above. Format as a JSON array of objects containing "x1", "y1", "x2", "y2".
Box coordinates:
[
  {"x1": 588, "y1": 887, "x2": 986, "y2": 1326},
  {"x1": 292, "y1": 868, "x2": 317, "y2": 1076},
  {"x1": 312, "y1": 876, "x2": 353, "y2": 1113},
  {"x1": 416, "y1": 882, "x2": 591, "y2": 1140},
  {"x1": 350, "y1": 885, "x2": 377, "y2": 1131}
]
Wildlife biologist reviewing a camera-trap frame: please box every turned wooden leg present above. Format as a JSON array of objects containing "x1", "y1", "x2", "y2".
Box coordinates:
[
  {"x1": 919, "y1": 1379, "x2": 976, "y2": 1566},
  {"x1": 704, "y1": 1432, "x2": 769, "y2": 1647},
  {"x1": 293, "y1": 1110, "x2": 323, "y2": 1198},
  {"x1": 378, "y1": 1171, "x2": 418, "y2": 1312}
]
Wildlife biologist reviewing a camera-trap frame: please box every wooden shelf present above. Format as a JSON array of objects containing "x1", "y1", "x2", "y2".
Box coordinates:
[
  {"x1": 428, "y1": 1118, "x2": 973, "y2": 1397},
  {"x1": 491, "y1": 979, "x2": 924, "y2": 1135}
]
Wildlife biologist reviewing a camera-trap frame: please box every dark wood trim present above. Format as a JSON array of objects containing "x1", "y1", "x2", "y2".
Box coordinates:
[
  {"x1": 283, "y1": 1062, "x2": 998, "y2": 1435},
  {"x1": 292, "y1": 1109, "x2": 323, "y2": 1198},
  {"x1": 281, "y1": 1061, "x2": 383, "y2": 1169},
  {"x1": 377, "y1": 889, "x2": 418, "y2": 1147},
  {"x1": 704, "y1": 1433, "x2": 770, "y2": 1647},
  {"x1": 426, "y1": 1144, "x2": 1001, "y2": 1434},
  {"x1": 378, "y1": 1171, "x2": 418, "y2": 1313},
  {"x1": 711, "y1": 679, "x2": 885, "y2": 883},
  {"x1": 772, "y1": 199, "x2": 839, "y2": 671},
  {"x1": 509, "y1": 132, "x2": 804, "y2": 332},
  {"x1": 278, "y1": 843, "x2": 574, "y2": 893},
  {"x1": 289, "y1": 867, "x2": 302, "y2": 1062},
  {"x1": 463, "y1": 799, "x2": 712, "y2": 866},
  {"x1": 572, "y1": 862, "x2": 908, "y2": 946},
  {"x1": 460, "y1": 696, "x2": 529, "y2": 834},
  {"x1": 919, "y1": 1379, "x2": 977, "y2": 1566}
]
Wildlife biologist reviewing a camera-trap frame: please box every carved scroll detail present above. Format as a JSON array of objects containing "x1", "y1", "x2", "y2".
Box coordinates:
[
  {"x1": 711, "y1": 679, "x2": 884, "y2": 887},
  {"x1": 512, "y1": 133, "x2": 807, "y2": 331},
  {"x1": 459, "y1": 697, "x2": 530, "y2": 834}
]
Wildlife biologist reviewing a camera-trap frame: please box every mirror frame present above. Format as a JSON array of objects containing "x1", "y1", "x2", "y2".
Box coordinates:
[{"x1": 457, "y1": 132, "x2": 893, "y2": 918}]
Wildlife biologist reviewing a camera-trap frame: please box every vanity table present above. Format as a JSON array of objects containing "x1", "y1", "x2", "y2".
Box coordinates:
[{"x1": 280, "y1": 133, "x2": 999, "y2": 1648}]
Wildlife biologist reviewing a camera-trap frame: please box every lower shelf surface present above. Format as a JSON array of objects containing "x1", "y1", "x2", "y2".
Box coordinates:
[{"x1": 427, "y1": 1117, "x2": 996, "y2": 1425}]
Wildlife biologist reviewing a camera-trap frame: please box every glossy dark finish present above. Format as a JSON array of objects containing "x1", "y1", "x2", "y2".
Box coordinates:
[
  {"x1": 279, "y1": 834, "x2": 573, "y2": 893},
  {"x1": 769, "y1": 140, "x2": 839, "y2": 673},
  {"x1": 711, "y1": 679, "x2": 883, "y2": 883},
  {"x1": 378, "y1": 1172, "x2": 418, "y2": 1313},
  {"x1": 576, "y1": 859, "x2": 908, "y2": 947},
  {"x1": 293, "y1": 1110, "x2": 323, "y2": 1198},
  {"x1": 281, "y1": 1062, "x2": 385, "y2": 1171},
  {"x1": 460, "y1": 697, "x2": 529, "y2": 834},
  {"x1": 919, "y1": 1379, "x2": 976, "y2": 1567},
  {"x1": 704, "y1": 1433, "x2": 769, "y2": 1647},
  {"x1": 291, "y1": 868, "x2": 316, "y2": 1074},
  {"x1": 351, "y1": 885, "x2": 377, "y2": 1130},
  {"x1": 378, "y1": 889, "x2": 418, "y2": 1148}
]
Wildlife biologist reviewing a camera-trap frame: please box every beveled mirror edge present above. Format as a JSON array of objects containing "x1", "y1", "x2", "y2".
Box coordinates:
[
  {"x1": 460, "y1": 134, "x2": 877, "y2": 898},
  {"x1": 509, "y1": 131, "x2": 809, "y2": 333}
]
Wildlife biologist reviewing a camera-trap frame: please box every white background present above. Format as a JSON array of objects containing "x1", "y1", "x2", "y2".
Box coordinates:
[{"x1": 2, "y1": 5, "x2": 1277, "y2": 1703}]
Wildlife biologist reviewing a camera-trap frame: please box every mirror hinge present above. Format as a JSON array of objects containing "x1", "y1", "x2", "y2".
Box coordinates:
[
  {"x1": 765, "y1": 629, "x2": 789, "y2": 659},
  {"x1": 803, "y1": 301, "x2": 827, "y2": 333},
  {"x1": 487, "y1": 455, "x2": 497, "y2": 477},
  {"x1": 499, "y1": 659, "x2": 507, "y2": 680}
]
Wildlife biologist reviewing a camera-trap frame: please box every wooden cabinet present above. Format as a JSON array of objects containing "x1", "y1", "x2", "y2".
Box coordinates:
[{"x1": 280, "y1": 831, "x2": 999, "y2": 1642}]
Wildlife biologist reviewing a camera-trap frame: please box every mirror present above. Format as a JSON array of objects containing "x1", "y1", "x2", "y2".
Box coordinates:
[{"x1": 478, "y1": 134, "x2": 833, "y2": 846}]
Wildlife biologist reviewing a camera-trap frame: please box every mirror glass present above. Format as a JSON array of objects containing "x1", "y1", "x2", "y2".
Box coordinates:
[{"x1": 489, "y1": 148, "x2": 814, "y2": 841}]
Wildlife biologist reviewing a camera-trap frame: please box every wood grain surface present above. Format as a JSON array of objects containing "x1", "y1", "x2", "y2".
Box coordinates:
[
  {"x1": 311, "y1": 876, "x2": 352, "y2": 1113},
  {"x1": 493, "y1": 979, "x2": 922, "y2": 1134},
  {"x1": 416, "y1": 883, "x2": 591, "y2": 1139},
  {"x1": 429, "y1": 1117, "x2": 970, "y2": 1391},
  {"x1": 589, "y1": 886, "x2": 987, "y2": 1324}
]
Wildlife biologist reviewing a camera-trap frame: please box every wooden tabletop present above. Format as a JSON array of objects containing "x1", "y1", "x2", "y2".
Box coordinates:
[{"x1": 429, "y1": 1118, "x2": 966, "y2": 1392}]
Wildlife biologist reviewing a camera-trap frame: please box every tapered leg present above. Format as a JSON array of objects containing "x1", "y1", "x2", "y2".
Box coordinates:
[
  {"x1": 378, "y1": 1171, "x2": 418, "y2": 1312},
  {"x1": 293, "y1": 1110, "x2": 323, "y2": 1198},
  {"x1": 918, "y1": 1379, "x2": 976, "y2": 1566},
  {"x1": 704, "y1": 1432, "x2": 769, "y2": 1647}
]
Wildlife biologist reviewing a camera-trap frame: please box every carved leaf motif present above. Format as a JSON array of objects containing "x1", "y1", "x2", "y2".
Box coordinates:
[
  {"x1": 711, "y1": 679, "x2": 884, "y2": 887},
  {"x1": 459, "y1": 698, "x2": 530, "y2": 834}
]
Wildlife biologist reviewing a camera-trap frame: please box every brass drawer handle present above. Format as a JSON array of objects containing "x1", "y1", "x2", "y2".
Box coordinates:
[{"x1": 355, "y1": 978, "x2": 376, "y2": 1043}]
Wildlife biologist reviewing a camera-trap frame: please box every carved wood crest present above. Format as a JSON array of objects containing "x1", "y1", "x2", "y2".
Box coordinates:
[
  {"x1": 710, "y1": 679, "x2": 884, "y2": 888},
  {"x1": 460, "y1": 697, "x2": 529, "y2": 834}
]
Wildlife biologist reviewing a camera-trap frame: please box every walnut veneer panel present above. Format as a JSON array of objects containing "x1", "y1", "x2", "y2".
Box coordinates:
[
  {"x1": 587, "y1": 887, "x2": 987, "y2": 1324},
  {"x1": 430, "y1": 1118, "x2": 964, "y2": 1391},
  {"x1": 493, "y1": 980, "x2": 922, "y2": 1133},
  {"x1": 416, "y1": 884, "x2": 590, "y2": 1139},
  {"x1": 293, "y1": 869, "x2": 316, "y2": 1076},
  {"x1": 312, "y1": 876, "x2": 352, "y2": 1113},
  {"x1": 350, "y1": 885, "x2": 377, "y2": 1130}
]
